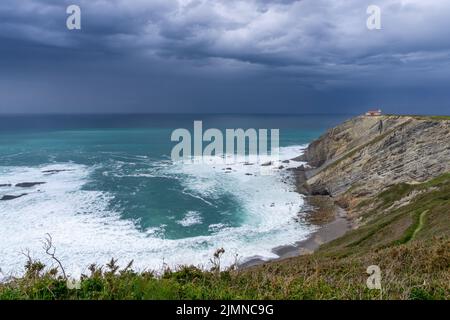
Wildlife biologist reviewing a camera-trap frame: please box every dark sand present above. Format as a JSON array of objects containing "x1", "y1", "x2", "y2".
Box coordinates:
[
  {"x1": 239, "y1": 157, "x2": 353, "y2": 269},
  {"x1": 240, "y1": 206, "x2": 351, "y2": 268}
]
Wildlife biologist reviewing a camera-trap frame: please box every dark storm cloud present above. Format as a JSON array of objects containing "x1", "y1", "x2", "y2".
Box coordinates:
[{"x1": 0, "y1": 0, "x2": 450, "y2": 114}]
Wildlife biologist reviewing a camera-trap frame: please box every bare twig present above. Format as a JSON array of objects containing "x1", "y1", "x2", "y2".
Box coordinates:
[
  {"x1": 21, "y1": 249, "x2": 33, "y2": 265},
  {"x1": 42, "y1": 233, "x2": 67, "y2": 279}
]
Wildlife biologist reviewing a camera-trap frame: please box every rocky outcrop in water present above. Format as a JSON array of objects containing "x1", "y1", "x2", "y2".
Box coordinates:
[
  {"x1": 1, "y1": 194, "x2": 28, "y2": 201},
  {"x1": 15, "y1": 182, "x2": 46, "y2": 188}
]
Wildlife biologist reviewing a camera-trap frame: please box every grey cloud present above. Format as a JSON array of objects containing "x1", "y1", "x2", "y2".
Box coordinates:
[
  {"x1": 0, "y1": 0, "x2": 450, "y2": 114},
  {"x1": 2, "y1": 1, "x2": 450, "y2": 69}
]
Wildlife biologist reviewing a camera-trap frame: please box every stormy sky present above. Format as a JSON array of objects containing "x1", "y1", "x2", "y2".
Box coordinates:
[{"x1": 0, "y1": 0, "x2": 450, "y2": 114}]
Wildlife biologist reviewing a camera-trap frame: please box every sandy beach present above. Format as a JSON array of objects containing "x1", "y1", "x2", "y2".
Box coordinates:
[{"x1": 240, "y1": 204, "x2": 351, "y2": 268}]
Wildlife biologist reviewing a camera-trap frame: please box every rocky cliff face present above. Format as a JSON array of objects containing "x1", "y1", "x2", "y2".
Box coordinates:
[{"x1": 300, "y1": 115, "x2": 450, "y2": 207}]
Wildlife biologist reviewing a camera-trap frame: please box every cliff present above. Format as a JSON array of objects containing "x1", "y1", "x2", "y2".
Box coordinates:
[
  {"x1": 294, "y1": 114, "x2": 450, "y2": 259},
  {"x1": 299, "y1": 115, "x2": 450, "y2": 209}
]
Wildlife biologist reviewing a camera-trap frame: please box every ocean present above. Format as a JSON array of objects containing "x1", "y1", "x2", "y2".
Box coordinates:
[{"x1": 0, "y1": 114, "x2": 349, "y2": 276}]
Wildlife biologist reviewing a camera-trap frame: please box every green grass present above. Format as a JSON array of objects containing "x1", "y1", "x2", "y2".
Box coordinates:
[
  {"x1": 322, "y1": 173, "x2": 450, "y2": 255},
  {"x1": 383, "y1": 114, "x2": 450, "y2": 121},
  {"x1": 411, "y1": 210, "x2": 428, "y2": 241},
  {"x1": 0, "y1": 238, "x2": 447, "y2": 300},
  {"x1": 428, "y1": 115, "x2": 450, "y2": 120}
]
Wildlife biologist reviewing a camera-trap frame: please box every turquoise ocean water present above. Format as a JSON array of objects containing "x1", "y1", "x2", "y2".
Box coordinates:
[{"x1": 0, "y1": 114, "x2": 349, "y2": 275}]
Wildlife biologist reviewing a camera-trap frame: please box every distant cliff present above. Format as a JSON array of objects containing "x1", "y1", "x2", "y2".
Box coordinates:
[{"x1": 299, "y1": 115, "x2": 450, "y2": 210}]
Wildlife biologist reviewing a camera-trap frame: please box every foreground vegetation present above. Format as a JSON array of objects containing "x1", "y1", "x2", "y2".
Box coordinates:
[
  {"x1": 1, "y1": 174, "x2": 449, "y2": 300},
  {"x1": 0, "y1": 239, "x2": 447, "y2": 300}
]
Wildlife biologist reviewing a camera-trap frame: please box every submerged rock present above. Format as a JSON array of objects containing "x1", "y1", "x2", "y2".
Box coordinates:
[
  {"x1": 1, "y1": 194, "x2": 28, "y2": 201},
  {"x1": 15, "y1": 182, "x2": 46, "y2": 188},
  {"x1": 42, "y1": 169, "x2": 71, "y2": 174}
]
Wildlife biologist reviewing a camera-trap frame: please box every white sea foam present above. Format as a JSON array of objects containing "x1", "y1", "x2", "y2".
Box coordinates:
[
  {"x1": 0, "y1": 145, "x2": 315, "y2": 277},
  {"x1": 176, "y1": 211, "x2": 203, "y2": 227}
]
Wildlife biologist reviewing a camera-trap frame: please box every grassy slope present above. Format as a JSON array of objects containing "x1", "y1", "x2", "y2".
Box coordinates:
[
  {"x1": 1, "y1": 174, "x2": 449, "y2": 300},
  {"x1": 384, "y1": 114, "x2": 450, "y2": 120}
]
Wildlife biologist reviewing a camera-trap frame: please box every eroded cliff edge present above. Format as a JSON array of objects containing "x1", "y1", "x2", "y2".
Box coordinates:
[{"x1": 298, "y1": 115, "x2": 450, "y2": 212}]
